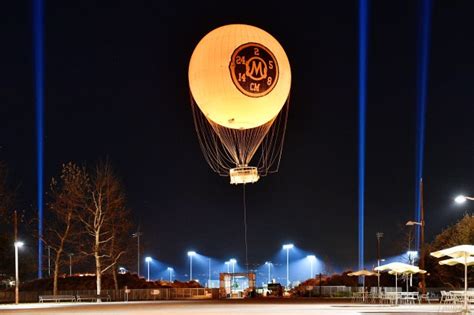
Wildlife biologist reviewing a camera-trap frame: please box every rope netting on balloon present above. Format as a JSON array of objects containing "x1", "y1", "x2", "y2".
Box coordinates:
[{"x1": 190, "y1": 95, "x2": 290, "y2": 177}]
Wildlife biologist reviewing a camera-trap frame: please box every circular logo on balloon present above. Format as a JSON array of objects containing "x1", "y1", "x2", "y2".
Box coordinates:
[{"x1": 229, "y1": 43, "x2": 279, "y2": 98}]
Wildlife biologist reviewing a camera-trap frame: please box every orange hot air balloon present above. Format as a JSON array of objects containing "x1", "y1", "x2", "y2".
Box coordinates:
[{"x1": 188, "y1": 24, "x2": 292, "y2": 184}]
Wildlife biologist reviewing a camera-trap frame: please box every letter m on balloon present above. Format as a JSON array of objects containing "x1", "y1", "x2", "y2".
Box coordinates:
[{"x1": 247, "y1": 59, "x2": 266, "y2": 80}]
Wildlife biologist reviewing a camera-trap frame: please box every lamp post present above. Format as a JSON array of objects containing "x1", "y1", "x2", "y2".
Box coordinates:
[
  {"x1": 265, "y1": 262, "x2": 272, "y2": 284},
  {"x1": 229, "y1": 258, "x2": 236, "y2": 273},
  {"x1": 145, "y1": 257, "x2": 152, "y2": 281},
  {"x1": 167, "y1": 267, "x2": 173, "y2": 282},
  {"x1": 132, "y1": 231, "x2": 142, "y2": 276},
  {"x1": 376, "y1": 232, "x2": 383, "y2": 293},
  {"x1": 187, "y1": 251, "x2": 196, "y2": 281},
  {"x1": 307, "y1": 255, "x2": 316, "y2": 279},
  {"x1": 14, "y1": 241, "x2": 24, "y2": 305},
  {"x1": 208, "y1": 258, "x2": 211, "y2": 288},
  {"x1": 282, "y1": 244, "x2": 294, "y2": 288},
  {"x1": 68, "y1": 253, "x2": 74, "y2": 276},
  {"x1": 225, "y1": 261, "x2": 230, "y2": 273},
  {"x1": 406, "y1": 220, "x2": 424, "y2": 293}
]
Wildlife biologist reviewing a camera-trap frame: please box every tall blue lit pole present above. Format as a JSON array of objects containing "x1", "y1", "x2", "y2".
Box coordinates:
[
  {"x1": 415, "y1": 0, "x2": 431, "y2": 252},
  {"x1": 415, "y1": 0, "x2": 432, "y2": 295},
  {"x1": 358, "y1": 0, "x2": 369, "y2": 278},
  {"x1": 33, "y1": 0, "x2": 45, "y2": 279}
]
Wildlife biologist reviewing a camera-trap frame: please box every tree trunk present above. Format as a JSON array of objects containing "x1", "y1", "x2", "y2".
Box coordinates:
[
  {"x1": 53, "y1": 249, "x2": 62, "y2": 295},
  {"x1": 95, "y1": 252, "x2": 101, "y2": 300},
  {"x1": 112, "y1": 267, "x2": 118, "y2": 291}
]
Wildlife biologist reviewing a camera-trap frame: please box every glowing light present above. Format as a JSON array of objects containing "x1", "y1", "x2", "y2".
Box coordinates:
[
  {"x1": 14, "y1": 241, "x2": 24, "y2": 248},
  {"x1": 358, "y1": 0, "x2": 369, "y2": 278},
  {"x1": 307, "y1": 255, "x2": 316, "y2": 261},
  {"x1": 145, "y1": 257, "x2": 152, "y2": 263},
  {"x1": 455, "y1": 195, "x2": 467, "y2": 204},
  {"x1": 33, "y1": 0, "x2": 45, "y2": 279},
  {"x1": 187, "y1": 251, "x2": 196, "y2": 257},
  {"x1": 282, "y1": 244, "x2": 294, "y2": 250},
  {"x1": 414, "y1": 0, "x2": 432, "y2": 251}
]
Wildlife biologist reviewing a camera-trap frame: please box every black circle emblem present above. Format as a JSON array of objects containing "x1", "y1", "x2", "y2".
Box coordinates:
[{"x1": 229, "y1": 43, "x2": 279, "y2": 98}]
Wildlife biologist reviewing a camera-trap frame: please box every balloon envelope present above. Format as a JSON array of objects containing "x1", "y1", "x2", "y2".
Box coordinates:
[{"x1": 188, "y1": 24, "x2": 291, "y2": 130}]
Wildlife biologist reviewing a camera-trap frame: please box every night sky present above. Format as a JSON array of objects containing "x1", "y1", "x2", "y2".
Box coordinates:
[{"x1": 2, "y1": 1, "x2": 474, "y2": 277}]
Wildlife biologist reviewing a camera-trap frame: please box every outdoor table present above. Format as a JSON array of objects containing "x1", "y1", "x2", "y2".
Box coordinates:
[{"x1": 400, "y1": 292, "x2": 419, "y2": 304}]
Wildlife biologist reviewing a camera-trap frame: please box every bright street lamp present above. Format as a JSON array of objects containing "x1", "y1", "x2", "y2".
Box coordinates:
[
  {"x1": 145, "y1": 257, "x2": 152, "y2": 281},
  {"x1": 265, "y1": 262, "x2": 272, "y2": 284},
  {"x1": 282, "y1": 243, "x2": 294, "y2": 288},
  {"x1": 307, "y1": 255, "x2": 316, "y2": 279},
  {"x1": 229, "y1": 258, "x2": 236, "y2": 273},
  {"x1": 187, "y1": 251, "x2": 196, "y2": 281},
  {"x1": 455, "y1": 195, "x2": 474, "y2": 204},
  {"x1": 14, "y1": 241, "x2": 24, "y2": 304},
  {"x1": 167, "y1": 267, "x2": 173, "y2": 282},
  {"x1": 225, "y1": 261, "x2": 230, "y2": 273}
]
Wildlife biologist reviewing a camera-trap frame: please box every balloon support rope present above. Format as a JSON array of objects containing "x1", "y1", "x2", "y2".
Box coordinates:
[{"x1": 243, "y1": 184, "x2": 249, "y2": 274}]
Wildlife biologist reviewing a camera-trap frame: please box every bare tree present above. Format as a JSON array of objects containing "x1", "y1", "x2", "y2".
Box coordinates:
[
  {"x1": 79, "y1": 161, "x2": 127, "y2": 297},
  {"x1": 105, "y1": 205, "x2": 132, "y2": 290},
  {"x1": 45, "y1": 162, "x2": 88, "y2": 295}
]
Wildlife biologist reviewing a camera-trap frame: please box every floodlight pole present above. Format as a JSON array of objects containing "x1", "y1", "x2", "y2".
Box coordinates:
[
  {"x1": 14, "y1": 243, "x2": 21, "y2": 304},
  {"x1": 189, "y1": 255, "x2": 193, "y2": 281},
  {"x1": 376, "y1": 232, "x2": 383, "y2": 293},
  {"x1": 265, "y1": 262, "x2": 271, "y2": 284},
  {"x1": 132, "y1": 231, "x2": 142, "y2": 277},
  {"x1": 68, "y1": 253, "x2": 73, "y2": 276},
  {"x1": 286, "y1": 248, "x2": 290, "y2": 288},
  {"x1": 420, "y1": 180, "x2": 426, "y2": 295},
  {"x1": 208, "y1": 258, "x2": 211, "y2": 287}
]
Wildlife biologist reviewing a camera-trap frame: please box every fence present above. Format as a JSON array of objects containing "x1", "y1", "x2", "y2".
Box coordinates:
[{"x1": 0, "y1": 288, "x2": 216, "y2": 304}]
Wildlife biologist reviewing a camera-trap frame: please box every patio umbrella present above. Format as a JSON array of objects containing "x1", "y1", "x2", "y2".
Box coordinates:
[
  {"x1": 431, "y1": 245, "x2": 474, "y2": 314},
  {"x1": 348, "y1": 269, "x2": 377, "y2": 301},
  {"x1": 375, "y1": 262, "x2": 424, "y2": 305}
]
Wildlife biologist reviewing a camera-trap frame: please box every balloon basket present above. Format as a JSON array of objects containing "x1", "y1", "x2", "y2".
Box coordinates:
[{"x1": 230, "y1": 167, "x2": 259, "y2": 185}]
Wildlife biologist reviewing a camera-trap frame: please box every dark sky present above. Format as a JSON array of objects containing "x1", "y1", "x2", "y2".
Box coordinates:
[{"x1": 1, "y1": 1, "x2": 474, "y2": 275}]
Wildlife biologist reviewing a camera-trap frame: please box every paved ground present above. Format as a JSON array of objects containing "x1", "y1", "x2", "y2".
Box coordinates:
[{"x1": 0, "y1": 300, "x2": 465, "y2": 315}]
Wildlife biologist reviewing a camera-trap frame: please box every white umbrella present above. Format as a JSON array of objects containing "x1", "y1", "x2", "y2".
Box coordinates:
[
  {"x1": 348, "y1": 269, "x2": 377, "y2": 302},
  {"x1": 431, "y1": 245, "x2": 474, "y2": 313},
  {"x1": 375, "y1": 262, "x2": 424, "y2": 305}
]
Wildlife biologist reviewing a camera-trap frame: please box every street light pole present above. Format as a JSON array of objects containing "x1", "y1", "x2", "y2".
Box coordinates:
[
  {"x1": 187, "y1": 251, "x2": 196, "y2": 281},
  {"x1": 225, "y1": 261, "x2": 230, "y2": 273},
  {"x1": 145, "y1": 257, "x2": 152, "y2": 281},
  {"x1": 68, "y1": 253, "x2": 74, "y2": 276},
  {"x1": 167, "y1": 267, "x2": 173, "y2": 282},
  {"x1": 14, "y1": 241, "x2": 24, "y2": 305},
  {"x1": 307, "y1": 255, "x2": 316, "y2": 279},
  {"x1": 376, "y1": 232, "x2": 383, "y2": 293},
  {"x1": 208, "y1": 258, "x2": 211, "y2": 288},
  {"x1": 265, "y1": 262, "x2": 271, "y2": 284},
  {"x1": 230, "y1": 258, "x2": 236, "y2": 273},
  {"x1": 132, "y1": 231, "x2": 142, "y2": 277},
  {"x1": 283, "y1": 244, "x2": 294, "y2": 288},
  {"x1": 420, "y1": 180, "x2": 425, "y2": 295}
]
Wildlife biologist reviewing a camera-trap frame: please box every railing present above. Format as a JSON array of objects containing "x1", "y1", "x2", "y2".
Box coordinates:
[{"x1": 0, "y1": 288, "x2": 214, "y2": 303}]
